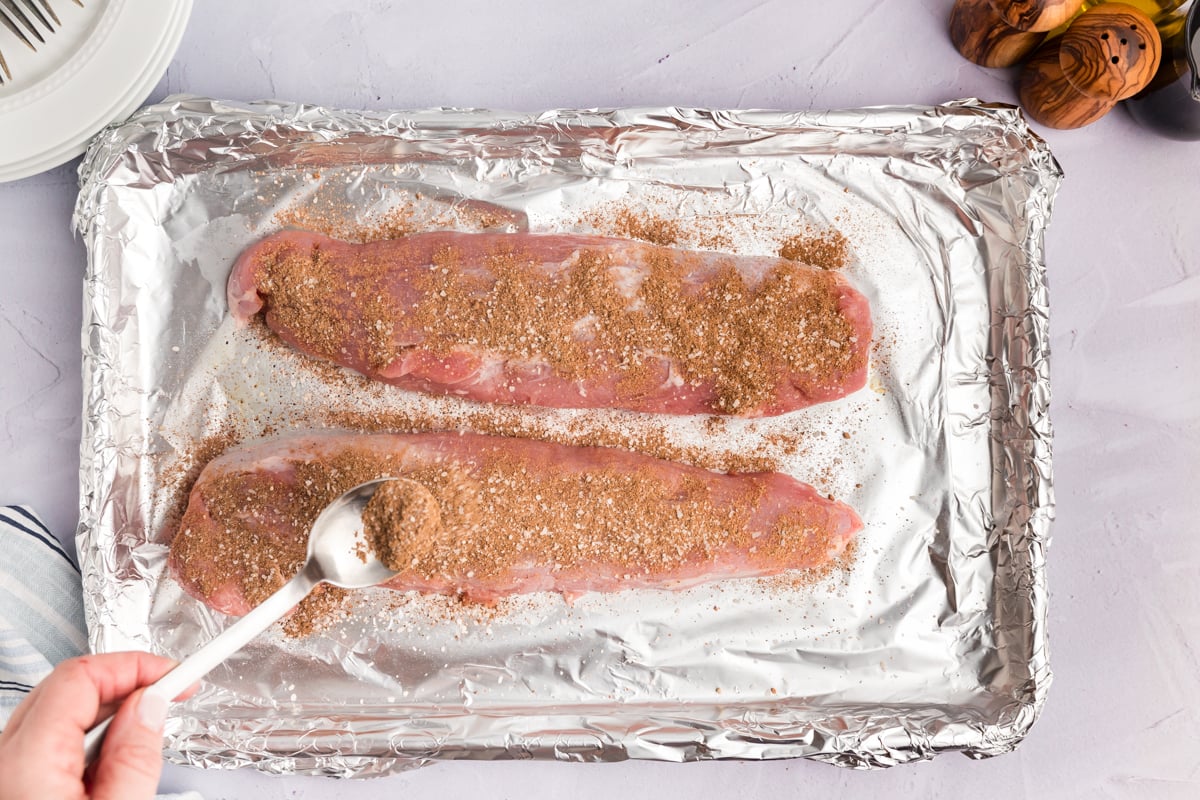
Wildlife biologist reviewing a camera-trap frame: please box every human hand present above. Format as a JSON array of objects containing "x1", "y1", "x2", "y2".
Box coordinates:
[{"x1": 0, "y1": 651, "x2": 187, "y2": 800}]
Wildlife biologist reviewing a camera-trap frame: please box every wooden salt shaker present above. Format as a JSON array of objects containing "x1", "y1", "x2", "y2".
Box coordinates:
[
  {"x1": 1019, "y1": 3, "x2": 1162, "y2": 128},
  {"x1": 950, "y1": 0, "x2": 1086, "y2": 67}
]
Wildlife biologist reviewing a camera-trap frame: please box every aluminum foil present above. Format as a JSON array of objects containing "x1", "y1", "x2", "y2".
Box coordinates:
[{"x1": 73, "y1": 96, "x2": 1059, "y2": 774}]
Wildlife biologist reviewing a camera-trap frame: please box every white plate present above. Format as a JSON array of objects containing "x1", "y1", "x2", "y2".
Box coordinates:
[{"x1": 0, "y1": 0, "x2": 192, "y2": 183}]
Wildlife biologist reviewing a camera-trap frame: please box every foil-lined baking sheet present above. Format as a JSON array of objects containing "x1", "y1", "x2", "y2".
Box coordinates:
[{"x1": 73, "y1": 96, "x2": 1059, "y2": 774}]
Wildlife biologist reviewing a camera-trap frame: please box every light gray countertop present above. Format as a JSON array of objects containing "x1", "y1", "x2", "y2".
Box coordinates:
[{"x1": 1, "y1": 1, "x2": 1197, "y2": 798}]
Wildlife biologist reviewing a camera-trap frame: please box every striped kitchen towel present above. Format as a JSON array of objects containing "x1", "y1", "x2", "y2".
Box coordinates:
[{"x1": 0, "y1": 505, "x2": 87, "y2": 726}]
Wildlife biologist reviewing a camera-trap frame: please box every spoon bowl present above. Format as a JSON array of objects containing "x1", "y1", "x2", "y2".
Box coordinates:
[{"x1": 306, "y1": 477, "x2": 409, "y2": 589}]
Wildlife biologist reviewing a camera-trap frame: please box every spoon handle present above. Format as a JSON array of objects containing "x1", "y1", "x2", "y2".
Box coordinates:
[{"x1": 82, "y1": 569, "x2": 319, "y2": 766}]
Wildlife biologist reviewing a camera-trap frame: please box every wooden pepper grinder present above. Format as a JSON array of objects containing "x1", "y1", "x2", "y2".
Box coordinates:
[
  {"x1": 1019, "y1": 3, "x2": 1162, "y2": 128},
  {"x1": 950, "y1": 0, "x2": 1087, "y2": 67}
]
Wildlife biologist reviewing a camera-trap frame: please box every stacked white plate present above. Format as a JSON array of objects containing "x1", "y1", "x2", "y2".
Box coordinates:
[{"x1": 0, "y1": 0, "x2": 192, "y2": 183}]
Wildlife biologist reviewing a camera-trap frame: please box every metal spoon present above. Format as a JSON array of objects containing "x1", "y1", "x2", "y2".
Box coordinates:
[{"x1": 82, "y1": 477, "x2": 429, "y2": 766}]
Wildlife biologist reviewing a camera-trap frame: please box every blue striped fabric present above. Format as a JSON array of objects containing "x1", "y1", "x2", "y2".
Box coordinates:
[{"x1": 0, "y1": 505, "x2": 86, "y2": 728}]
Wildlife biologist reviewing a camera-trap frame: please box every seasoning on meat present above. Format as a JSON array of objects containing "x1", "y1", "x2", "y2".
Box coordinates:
[
  {"x1": 169, "y1": 433, "x2": 863, "y2": 615},
  {"x1": 229, "y1": 231, "x2": 873, "y2": 417}
]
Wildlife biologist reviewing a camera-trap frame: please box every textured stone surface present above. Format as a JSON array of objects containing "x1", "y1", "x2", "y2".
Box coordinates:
[{"x1": 0, "y1": 0, "x2": 1197, "y2": 796}]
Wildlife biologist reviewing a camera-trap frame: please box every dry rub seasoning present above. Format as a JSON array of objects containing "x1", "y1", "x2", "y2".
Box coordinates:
[
  {"x1": 170, "y1": 442, "x2": 844, "y2": 636},
  {"x1": 361, "y1": 479, "x2": 442, "y2": 571},
  {"x1": 778, "y1": 227, "x2": 850, "y2": 271},
  {"x1": 254, "y1": 235, "x2": 865, "y2": 414}
]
